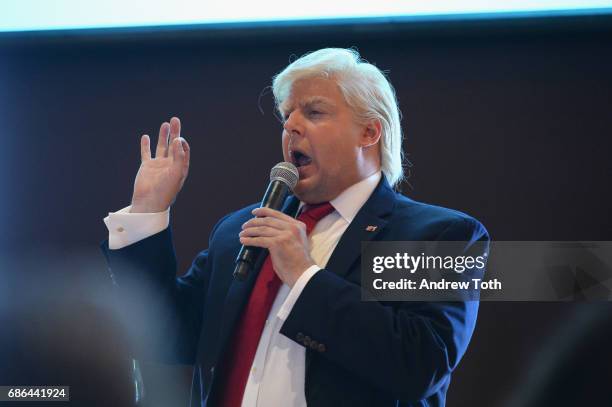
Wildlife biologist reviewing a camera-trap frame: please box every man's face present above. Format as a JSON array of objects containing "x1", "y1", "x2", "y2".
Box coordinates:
[{"x1": 280, "y1": 76, "x2": 371, "y2": 204}]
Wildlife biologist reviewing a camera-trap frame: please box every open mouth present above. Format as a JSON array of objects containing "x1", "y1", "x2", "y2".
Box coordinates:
[{"x1": 291, "y1": 150, "x2": 313, "y2": 168}]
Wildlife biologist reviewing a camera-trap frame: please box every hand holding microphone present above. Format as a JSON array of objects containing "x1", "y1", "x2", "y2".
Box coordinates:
[{"x1": 234, "y1": 162, "x2": 309, "y2": 280}]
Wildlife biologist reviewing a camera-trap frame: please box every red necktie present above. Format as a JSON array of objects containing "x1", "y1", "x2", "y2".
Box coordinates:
[{"x1": 218, "y1": 202, "x2": 335, "y2": 407}]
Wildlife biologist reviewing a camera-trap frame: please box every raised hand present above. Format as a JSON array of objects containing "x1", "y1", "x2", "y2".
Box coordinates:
[{"x1": 130, "y1": 117, "x2": 190, "y2": 213}]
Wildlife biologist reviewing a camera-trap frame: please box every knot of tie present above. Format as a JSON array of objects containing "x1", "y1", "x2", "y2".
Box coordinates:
[{"x1": 298, "y1": 202, "x2": 335, "y2": 235}]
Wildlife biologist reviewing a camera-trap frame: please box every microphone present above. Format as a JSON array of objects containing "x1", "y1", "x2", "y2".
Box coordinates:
[{"x1": 233, "y1": 162, "x2": 299, "y2": 281}]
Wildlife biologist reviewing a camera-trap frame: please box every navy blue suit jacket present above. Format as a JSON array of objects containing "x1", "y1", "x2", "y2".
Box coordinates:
[{"x1": 101, "y1": 176, "x2": 489, "y2": 407}]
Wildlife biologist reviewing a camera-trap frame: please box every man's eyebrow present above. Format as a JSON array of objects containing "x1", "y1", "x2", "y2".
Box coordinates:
[
  {"x1": 279, "y1": 97, "x2": 334, "y2": 115},
  {"x1": 300, "y1": 97, "x2": 333, "y2": 107}
]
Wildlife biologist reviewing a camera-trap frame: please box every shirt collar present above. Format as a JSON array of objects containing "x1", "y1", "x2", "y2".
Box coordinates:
[{"x1": 329, "y1": 171, "x2": 382, "y2": 223}]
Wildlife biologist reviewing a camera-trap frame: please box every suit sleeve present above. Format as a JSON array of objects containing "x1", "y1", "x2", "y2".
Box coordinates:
[
  {"x1": 100, "y1": 215, "x2": 229, "y2": 364},
  {"x1": 279, "y1": 216, "x2": 489, "y2": 402}
]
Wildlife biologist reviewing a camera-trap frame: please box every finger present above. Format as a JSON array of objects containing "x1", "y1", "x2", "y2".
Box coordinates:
[
  {"x1": 156, "y1": 122, "x2": 170, "y2": 158},
  {"x1": 167, "y1": 117, "x2": 181, "y2": 156},
  {"x1": 181, "y1": 138, "x2": 190, "y2": 169},
  {"x1": 239, "y1": 226, "x2": 279, "y2": 238},
  {"x1": 239, "y1": 236, "x2": 272, "y2": 249},
  {"x1": 171, "y1": 137, "x2": 185, "y2": 163},
  {"x1": 140, "y1": 134, "x2": 151, "y2": 161},
  {"x1": 252, "y1": 207, "x2": 299, "y2": 223},
  {"x1": 242, "y1": 216, "x2": 287, "y2": 230}
]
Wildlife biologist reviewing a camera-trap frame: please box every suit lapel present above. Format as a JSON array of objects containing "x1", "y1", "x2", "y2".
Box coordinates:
[
  {"x1": 304, "y1": 177, "x2": 396, "y2": 373},
  {"x1": 324, "y1": 176, "x2": 396, "y2": 278}
]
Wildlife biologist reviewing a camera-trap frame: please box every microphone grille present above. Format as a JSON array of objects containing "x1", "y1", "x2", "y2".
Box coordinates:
[{"x1": 270, "y1": 162, "x2": 299, "y2": 190}]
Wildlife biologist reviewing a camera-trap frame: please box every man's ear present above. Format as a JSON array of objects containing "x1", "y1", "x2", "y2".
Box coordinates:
[{"x1": 361, "y1": 119, "x2": 382, "y2": 148}]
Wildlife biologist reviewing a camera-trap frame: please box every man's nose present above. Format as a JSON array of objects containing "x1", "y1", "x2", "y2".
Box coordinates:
[{"x1": 283, "y1": 112, "x2": 304, "y2": 137}]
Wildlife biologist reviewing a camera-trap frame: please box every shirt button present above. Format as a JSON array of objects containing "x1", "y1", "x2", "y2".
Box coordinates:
[{"x1": 116, "y1": 226, "x2": 125, "y2": 233}]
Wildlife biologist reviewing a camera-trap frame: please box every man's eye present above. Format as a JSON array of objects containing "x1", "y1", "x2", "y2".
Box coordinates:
[{"x1": 308, "y1": 110, "x2": 323, "y2": 117}]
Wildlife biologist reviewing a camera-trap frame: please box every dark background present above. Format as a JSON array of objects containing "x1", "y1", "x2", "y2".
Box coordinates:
[{"x1": 1, "y1": 14, "x2": 611, "y2": 406}]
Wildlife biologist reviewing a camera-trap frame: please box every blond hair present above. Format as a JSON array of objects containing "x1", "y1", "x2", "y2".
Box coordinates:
[{"x1": 272, "y1": 48, "x2": 404, "y2": 186}]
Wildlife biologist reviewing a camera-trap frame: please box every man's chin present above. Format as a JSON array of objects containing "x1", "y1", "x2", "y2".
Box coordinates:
[
  {"x1": 292, "y1": 177, "x2": 330, "y2": 204},
  {"x1": 293, "y1": 178, "x2": 315, "y2": 201},
  {"x1": 296, "y1": 162, "x2": 316, "y2": 179},
  {"x1": 292, "y1": 182, "x2": 308, "y2": 199}
]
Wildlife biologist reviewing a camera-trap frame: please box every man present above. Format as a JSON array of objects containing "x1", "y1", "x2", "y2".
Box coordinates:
[{"x1": 102, "y1": 48, "x2": 489, "y2": 407}]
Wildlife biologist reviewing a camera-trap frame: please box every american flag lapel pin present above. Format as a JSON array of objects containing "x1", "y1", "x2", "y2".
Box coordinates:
[{"x1": 365, "y1": 225, "x2": 378, "y2": 232}]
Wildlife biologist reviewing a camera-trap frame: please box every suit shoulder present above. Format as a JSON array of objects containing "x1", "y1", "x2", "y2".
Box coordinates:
[{"x1": 390, "y1": 193, "x2": 489, "y2": 241}]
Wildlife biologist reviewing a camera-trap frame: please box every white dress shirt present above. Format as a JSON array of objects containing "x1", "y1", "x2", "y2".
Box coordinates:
[{"x1": 104, "y1": 171, "x2": 382, "y2": 407}]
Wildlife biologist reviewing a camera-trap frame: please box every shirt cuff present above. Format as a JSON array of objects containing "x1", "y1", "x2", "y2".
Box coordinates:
[
  {"x1": 277, "y1": 265, "x2": 321, "y2": 321},
  {"x1": 103, "y1": 205, "x2": 170, "y2": 250}
]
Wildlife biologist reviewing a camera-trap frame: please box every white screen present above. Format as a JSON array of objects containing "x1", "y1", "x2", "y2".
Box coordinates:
[{"x1": 1, "y1": 0, "x2": 611, "y2": 32}]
